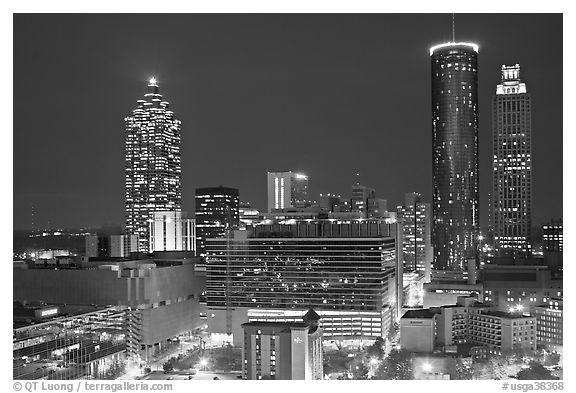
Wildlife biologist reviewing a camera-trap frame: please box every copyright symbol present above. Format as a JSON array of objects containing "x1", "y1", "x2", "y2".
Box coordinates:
[{"x1": 13, "y1": 382, "x2": 22, "y2": 391}]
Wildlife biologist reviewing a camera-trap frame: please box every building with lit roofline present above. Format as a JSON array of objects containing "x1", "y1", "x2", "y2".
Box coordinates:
[
  {"x1": 267, "y1": 171, "x2": 309, "y2": 213},
  {"x1": 492, "y1": 64, "x2": 532, "y2": 257},
  {"x1": 125, "y1": 78, "x2": 182, "y2": 252},
  {"x1": 430, "y1": 42, "x2": 479, "y2": 271}
]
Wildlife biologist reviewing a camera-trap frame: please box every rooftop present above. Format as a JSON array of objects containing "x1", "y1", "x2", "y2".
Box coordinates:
[{"x1": 402, "y1": 309, "x2": 437, "y2": 319}]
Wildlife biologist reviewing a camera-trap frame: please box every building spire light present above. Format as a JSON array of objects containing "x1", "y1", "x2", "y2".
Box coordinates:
[{"x1": 149, "y1": 77, "x2": 157, "y2": 85}]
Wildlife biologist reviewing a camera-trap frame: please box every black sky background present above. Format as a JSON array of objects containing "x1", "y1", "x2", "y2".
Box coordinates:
[{"x1": 13, "y1": 13, "x2": 563, "y2": 231}]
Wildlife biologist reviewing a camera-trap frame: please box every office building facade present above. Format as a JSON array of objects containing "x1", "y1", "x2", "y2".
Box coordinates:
[
  {"x1": 241, "y1": 310, "x2": 323, "y2": 380},
  {"x1": 397, "y1": 192, "x2": 433, "y2": 278},
  {"x1": 542, "y1": 220, "x2": 563, "y2": 252},
  {"x1": 267, "y1": 171, "x2": 309, "y2": 212},
  {"x1": 430, "y1": 43, "x2": 480, "y2": 270},
  {"x1": 205, "y1": 219, "x2": 401, "y2": 346},
  {"x1": 85, "y1": 234, "x2": 138, "y2": 258},
  {"x1": 480, "y1": 265, "x2": 562, "y2": 313},
  {"x1": 195, "y1": 186, "x2": 240, "y2": 257},
  {"x1": 534, "y1": 299, "x2": 562, "y2": 351},
  {"x1": 492, "y1": 64, "x2": 532, "y2": 256},
  {"x1": 350, "y1": 184, "x2": 376, "y2": 214},
  {"x1": 125, "y1": 79, "x2": 182, "y2": 252},
  {"x1": 149, "y1": 211, "x2": 195, "y2": 253}
]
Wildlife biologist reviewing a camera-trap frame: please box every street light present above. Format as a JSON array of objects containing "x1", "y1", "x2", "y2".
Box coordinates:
[
  {"x1": 422, "y1": 362, "x2": 432, "y2": 373},
  {"x1": 199, "y1": 358, "x2": 208, "y2": 372}
]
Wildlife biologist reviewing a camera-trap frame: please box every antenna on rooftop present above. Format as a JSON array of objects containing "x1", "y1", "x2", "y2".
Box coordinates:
[{"x1": 452, "y1": 13, "x2": 455, "y2": 42}]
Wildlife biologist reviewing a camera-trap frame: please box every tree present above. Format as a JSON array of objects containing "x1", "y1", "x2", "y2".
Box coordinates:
[
  {"x1": 351, "y1": 361, "x2": 369, "y2": 380},
  {"x1": 387, "y1": 323, "x2": 400, "y2": 343},
  {"x1": 367, "y1": 337, "x2": 385, "y2": 360},
  {"x1": 374, "y1": 348, "x2": 414, "y2": 380},
  {"x1": 162, "y1": 361, "x2": 174, "y2": 373},
  {"x1": 516, "y1": 362, "x2": 558, "y2": 380},
  {"x1": 543, "y1": 353, "x2": 561, "y2": 367},
  {"x1": 446, "y1": 357, "x2": 473, "y2": 380}
]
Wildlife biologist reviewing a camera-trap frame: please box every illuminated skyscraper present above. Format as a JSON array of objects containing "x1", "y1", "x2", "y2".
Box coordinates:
[
  {"x1": 267, "y1": 171, "x2": 309, "y2": 213},
  {"x1": 492, "y1": 64, "x2": 532, "y2": 256},
  {"x1": 430, "y1": 43, "x2": 479, "y2": 270},
  {"x1": 125, "y1": 78, "x2": 182, "y2": 251}
]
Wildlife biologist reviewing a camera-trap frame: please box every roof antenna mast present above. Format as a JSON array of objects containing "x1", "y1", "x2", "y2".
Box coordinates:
[{"x1": 452, "y1": 13, "x2": 455, "y2": 42}]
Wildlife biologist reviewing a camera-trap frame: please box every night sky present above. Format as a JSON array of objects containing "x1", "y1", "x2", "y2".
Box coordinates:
[{"x1": 13, "y1": 13, "x2": 562, "y2": 231}]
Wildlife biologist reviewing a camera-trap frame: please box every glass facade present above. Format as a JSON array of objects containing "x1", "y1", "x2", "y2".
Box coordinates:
[
  {"x1": 492, "y1": 64, "x2": 532, "y2": 256},
  {"x1": 431, "y1": 43, "x2": 479, "y2": 270},
  {"x1": 125, "y1": 79, "x2": 182, "y2": 252}
]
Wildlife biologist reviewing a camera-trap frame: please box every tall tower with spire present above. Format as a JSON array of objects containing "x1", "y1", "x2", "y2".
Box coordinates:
[
  {"x1": 430, "y1": 42, "x2": 480, "y2": 271},
  {"x1": 125, "y1": 78, "x2": 182, "y2": 251},
  {"x1": 492, "y1": 64, "x2": 532, "y2": 257}
]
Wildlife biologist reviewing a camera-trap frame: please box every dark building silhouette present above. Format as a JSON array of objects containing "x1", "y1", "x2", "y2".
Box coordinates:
[
  {"x1": 194, "y1": 186, "x2": 239, "y2": 257},
  {"x1": 430, "y1": 42, "x2": 479, "y2": 271}
]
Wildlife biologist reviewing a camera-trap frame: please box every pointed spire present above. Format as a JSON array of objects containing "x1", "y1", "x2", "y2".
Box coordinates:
[{"x1": 452, "y1": 13, "x2": 455, "y2": 43}]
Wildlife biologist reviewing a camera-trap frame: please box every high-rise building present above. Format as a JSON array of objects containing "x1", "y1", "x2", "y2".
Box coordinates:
[
  {"x1": 149, "y1": 211, "x2": 195, "y2": 253},
  {"x1": 195, "y1": 186, "x2": 239, "y2": 257},
  {"x1": 267, "y1": 171, "x2": 309, "y2": 213},
  {"x1": 205, "y1": 218, "x2": 401, "y2": 346},
  {"x1": 366, "y1": 198, "x2": 388, "y2": 218},
  {"x1": 542, "y1": 220, "x2": 563, "y2": 253},
  {"x1": 396, "y1": 192, "x2": 433, "y2": 279},
  {"x1": 125, "y1": 78, "x2": 182, "y2": 252},
  {"x1": 492, "y1": 64, "x2": 532, "y2": 257},
  {"x1": 350, "y1": 184, "x2": 376, "y2": 214},
  {"x1": 241, "y1": 310, "x2": 323, "y2": 380},
  {"x1": 430, "y1": 42, "x2": 480, "y2": 270}
]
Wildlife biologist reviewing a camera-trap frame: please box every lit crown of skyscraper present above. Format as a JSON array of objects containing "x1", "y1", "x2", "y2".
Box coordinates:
[
  {"x1": 429, "y1": 42, "x2": 479, "y2": 56},
  {"x1": 496, "y1": 64, "x2": 527, "y2": 95}
]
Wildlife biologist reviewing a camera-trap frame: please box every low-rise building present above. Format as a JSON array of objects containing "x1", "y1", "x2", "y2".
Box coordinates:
[
  {"x1": 400, "y1": 296, "x2": 537, "y2": 357},
  {"x1": 13, "y1": 307, "x2": 126, "y2": 380},
  {"x1": 241, "y1": 309, "x2": 323, "y2": 380},
  {"x1": 534, "y1": 298, "x2": 563, "y2": 351},
  {"x1": 13, "y1": 255, "x2": 205, "y2": 361},
  {"x1": 400, "y1": 309, "x2": 437, "y2": 353}
]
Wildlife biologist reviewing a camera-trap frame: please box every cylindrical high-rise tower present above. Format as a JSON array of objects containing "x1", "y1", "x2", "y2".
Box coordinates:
[{"x1": 430, "y1": 42, "x2": 479, "y2": 271}]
